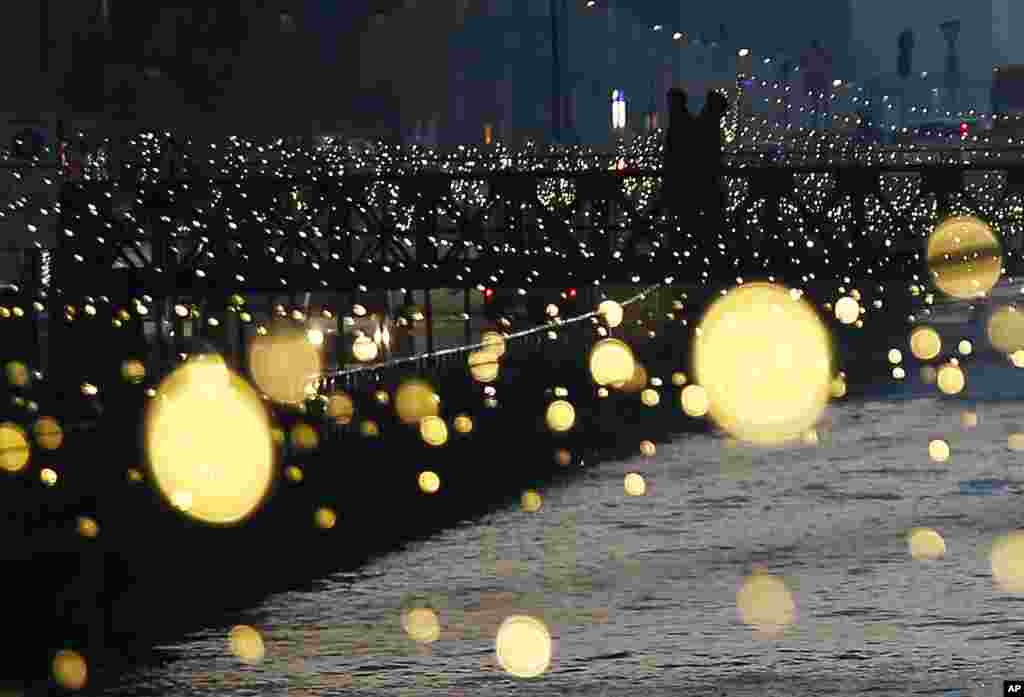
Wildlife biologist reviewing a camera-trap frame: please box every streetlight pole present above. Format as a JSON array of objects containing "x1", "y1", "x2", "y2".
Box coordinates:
[{"x1": 550, "y1": 0, "x2": 562, "y2": 144}]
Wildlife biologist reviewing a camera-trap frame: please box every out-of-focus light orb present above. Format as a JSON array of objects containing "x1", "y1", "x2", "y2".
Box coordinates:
[
  {"x1": 420, "y1": 416, "x2": 449, "y2": 446},
  {"x1": 481, "y1": 331, "x2": 507, "y2": 357},
  {"x1": 1008, "y1": 433, "x2": 1024, "y2": 451},
  {"x1": 402, "y1": 607, "x2": 441, "y2": 643},
  {"x1": 228, "y1": 625, "x2": 266, "y2": 664},
  {"x1": 908, "y1": 527, "x2": 946, "y2": 560},
  {"x1": 285, "y1": 465, "x2": 304, "y2": 483},
  {"x1": 453, "y1": 414, "x2": 474, "y2": 434},
  {"x1": 418, "y1": 470, "x2": 441, "y2": 494},
  {"x1": 991, "y1": 530, "x2": 1024, "y2": 593},
  {"x1": 736, "y1": 571, "x2": 796, "y2": 635},
  {"x1": 887, "y1": 349, "x2": 902, "y2": 365},
  {"x1": 145, "y1": 360, "x2": 274, "y2": 525},
  {"x1": 81, "y1": 382, "x2": 98, "y2": 397},
  {"x1": 545, "y1": 400, "x2": 576, "y2": 432},
  {"x1": 892, "y1": 366, "x2": 906, "y2": 380},
  {"x1": 352, "y1": 303, "x2": 367, "y2": 317},
  {"x1": 52, "y1": 649, "x2": 88, "y2": 690},
  {"x1": 928, "y1": 439, "x2": 950, "y2": 462},
  {"x1": 909, "y1": 326, "x2": 942, "y2": 360},
  {"x1": 802, "y1": 429, "x2": 819, "y2": 446},
  {"x1": 640, "y1": 388, "x2": 660, "y2": 407},
  {"x1": 830, "y1": 376, "x2": 847, "y2": 399},
  {"x1": 127, "y1": 468, "x2": 143, "y2": 483},
  {"x1": 937, "y1": 364, "x2": 966, "y2": 395},
  {"x1": 1013, "y1": 350, "x2": 1024, "y2": 368},
  {"x1": 249, "y1": 330, "x2": 323, "y2": 404},
  {"x1": 395, "y1": 380, "x2": 440, "y2": 425},
  {"x1": 554, "y1": 448, "x2": 572, "y2": 466},
  {"x1": 671, "y1": 371, "x2": 687, "y2": 386},
  {"x1": 76, "y1": 516, "x2": 99, "y2": 539},
  {"x1": 468, "y1": 350, "x2": 500, "y2": 383},
  {"x1": 588, "y1": 338, "x2": 635, "y2": 386},
  {"x1": 314, "y1": 507, "x2": 337, "y2": 529},
  {"x1": 545, "y1": 303, "x2": 559, "y2": 318},
  {"x1": 693, "y1": 283, "x2": 831, "y2": 446},
  {"x1": 961, "y1": 410, "x2": 978, "y2": 428},
  {"x1": 306, "y1": 328, "x2": 324, "y2": 346},
  {"x1": 351, "y1": 335, "x2": 378, "y2": 363},
  {"x1": 681, "y1": 384, "x2": 709, "y2": 417},
  {"x1": 958, "y1": 339, "x2": 973, "y2": 356},
  {"x1": 5, "y1": 360, "x2": 29, "y2": 387},
  {"x1": 0, "y1": 422, "x2": 30, "y2": 472},
  {"x1": 616, "y1": 362, "x2": 648, "y2": 394},
  {"x1": 987, "y1": 305, "x2": 1024, "y2": 353},
  {"x1": 640, "y1": 440, "x2": 656, "y2": 457},
  {"x1": 326, "y1": 392, "x2": 355, "y2": 425},
  {"x1": 926, "y1": 214, "x2": 1003, "y2": 299},
  {"x1": 834, "y1": 296, "x2": 860, "y2": 324},
  {"x1": 624, "y1": 472, "x2": 646, "y2": 496},
  {"x1": 598, "y1": 300, "x2": 624, "y2": 328},
  {"x1": 290, "y1": 422, "x2": 319, "y2": 450},
  {"x1": 360, "y1": 419, "x2": 380, "y2": 438},
  {"x1": 921, "y1": 365, "x2": 938, "y2": 384},
  {"x1": 121, "y1": 359, "x2": 146, "y2": 383},
  {"x1": 597, "y1": 386, "x2": 609, "y2": 398},
  {"x1": 521, "y1": 490, "x2": 543, "y2": 512},
  {"x1": 374, "y1": 389, "x2": 390, "y2": 406},
  {"x1": 40, "y1": 467, "x2": 58, "y2": 486},
  {"x1": 495, "y1": 615, "x2": 552, "y2": 678}
]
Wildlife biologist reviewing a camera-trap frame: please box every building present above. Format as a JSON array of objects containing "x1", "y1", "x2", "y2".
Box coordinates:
[{"x1": 849, "y1": 0, "x2": 1024, "y2": 114}]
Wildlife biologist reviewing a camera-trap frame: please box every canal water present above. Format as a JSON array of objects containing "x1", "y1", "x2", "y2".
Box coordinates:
[{"x1": 108, "y1": 389, "x2": 1024, "y2": 697}]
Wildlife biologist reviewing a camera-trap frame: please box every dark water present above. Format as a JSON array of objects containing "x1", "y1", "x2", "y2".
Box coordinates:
[{"x1": 107, "y1": 393, "x2": 1024, "y2": 697}]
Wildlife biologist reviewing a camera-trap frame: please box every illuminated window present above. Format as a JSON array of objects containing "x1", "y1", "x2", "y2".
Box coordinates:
[
  {"x1": 484, "y1": 124, "x2": 493, "y2": 145},
  {"x1": 611, "y1": 91, "x2": 626, "y2": 129}
]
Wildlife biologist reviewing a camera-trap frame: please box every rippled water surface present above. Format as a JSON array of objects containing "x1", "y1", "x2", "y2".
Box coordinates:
[{"x1": 112, "y1": 396, "x2": 1024, "y2": 697}]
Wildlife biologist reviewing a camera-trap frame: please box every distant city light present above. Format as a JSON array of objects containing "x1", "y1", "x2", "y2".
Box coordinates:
[
  {"x1": 738, "y1": 48, "x2": 750, "y2": 57},
  {"x1": 672, "y1": 32, "x2": 683, "y2": 40}
]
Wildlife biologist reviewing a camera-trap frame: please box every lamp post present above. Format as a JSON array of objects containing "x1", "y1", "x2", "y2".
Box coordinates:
[
  {"x1": 940, "y1": 20, "x2": 962, "y2": 116},
  {"x1": 550, "y1": 0, "x2": 561, "y2": 144}
]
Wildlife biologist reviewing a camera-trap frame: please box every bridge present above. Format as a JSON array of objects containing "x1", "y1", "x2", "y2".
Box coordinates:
[{"x1": 1, "y1": 134, "x2": 1023, "y2": 376}]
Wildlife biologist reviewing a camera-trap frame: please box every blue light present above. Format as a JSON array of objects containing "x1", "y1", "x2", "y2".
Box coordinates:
[{"x1": 612, "y1": 89, "x2": 621, "y2": 101}]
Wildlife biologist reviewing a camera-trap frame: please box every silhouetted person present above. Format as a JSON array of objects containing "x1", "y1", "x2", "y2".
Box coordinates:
[
  {"x1": 696, "y1": 91, "x2": 730, "y2": 230},
  {"x1": 661, "y1": 88, "x2": 694, "y2": 220}
]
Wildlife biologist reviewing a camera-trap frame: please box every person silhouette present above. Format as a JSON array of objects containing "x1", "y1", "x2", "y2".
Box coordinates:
[
  {"x1": 661, "y1": 88, "x2": 694, "y2": 220},
  {"x1": 696, "y1": 90, "x2": 730, "y2": 230}
]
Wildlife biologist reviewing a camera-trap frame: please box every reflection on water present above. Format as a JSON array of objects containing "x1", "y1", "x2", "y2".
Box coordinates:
[{"x1": 112, "y1": 396, "x2": 1024, "y2": 697}]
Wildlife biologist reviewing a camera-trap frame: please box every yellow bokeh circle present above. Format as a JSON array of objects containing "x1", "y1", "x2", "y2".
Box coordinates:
[
  {"x1": 0, "y1": 422, "x2": 31, "y2": 473},
  {"x1": 418, "y1": 470, "x2": 441, "y2": 494},
  {"x1": 926, "y1": 214, "x2": 1003, "y2": 299},
  {"x1": 248, "y1": 330, "x2": 323, "y2": 404},
  {"x1": 624, "y1": 473, "x2": 646, "y2": 496},
  {"x1": 495, "y1": 615, "x2": 552, "y2": 678},
  {"x1": 402, "y1": 607, "x2": 441, "y2": 643},
  {"x1": 52, "y1": 649, "x2": 88, "y2": 690},
  {"x1": 937, "y1": 364, "x2": 965, "y2": 395},
  {"x1": 908, "y1": 527, "x2": 946, "y2": 561},
  {"x1": 228, "y1": 625, "x2": 266, "y2": 664},
  {"x1": 736, "y1": 571, "x2": 796, "y2": 634},
  {"x1": 144, "y1": 361, "x2": 275, "y2": 525},
  {"x1": 588, "y1": 338, "x2": 636, "y2": 386},
  {"x1": 909, "y1": 326, "x2": 942, "y2": 361},
  {"x1": 693, "y1": 283, "x2": 832, "y2": 445},
  {"x1": 420, "y1": 416, "x2": 449, "y2": 446},
  {"x1": 991, "y1": 530, "x2": 1024, "y2": 593},
  {"x1": 545, "y1": 400, "x2": 576, "y2": 432}
]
